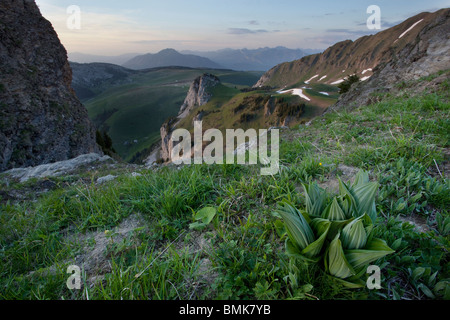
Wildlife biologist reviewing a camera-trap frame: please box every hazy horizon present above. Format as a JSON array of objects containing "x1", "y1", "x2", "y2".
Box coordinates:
[{"x1": 35, "y1": 0, "x2": 448, "y2": 56}]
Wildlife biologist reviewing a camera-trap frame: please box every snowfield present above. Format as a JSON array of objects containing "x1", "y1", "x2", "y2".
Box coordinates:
[
  {"x1": 331, "y1": 79, "x2": 345, "y2": 85},
  {"x1": 277, "y1": 88, "x2": 311, "y2": 101},
  {"x1": 305, "y1": 75, "x2": 319, "y2": 84},
  {"x1": 398, "y1": 19, "x2": 424, "y2": 39}
]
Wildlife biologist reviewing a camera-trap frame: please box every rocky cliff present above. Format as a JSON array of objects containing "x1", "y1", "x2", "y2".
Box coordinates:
[
  {"x1": 159, "y1": 73, "x2": 220, "y2": 162},
  {"x1": 255, "y1": 9, "x2": 449, "y2": 90},
  {"x1": 0, "y1": 0, "x2": 100, "y2": 172},
  {"x1": 329, "y1": 9, "x2": 450, "y2": 112}
]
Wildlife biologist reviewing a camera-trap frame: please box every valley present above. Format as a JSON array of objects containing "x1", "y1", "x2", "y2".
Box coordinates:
[{"x1": 72, "y1": 65, "x2": 265, "y2": 162}]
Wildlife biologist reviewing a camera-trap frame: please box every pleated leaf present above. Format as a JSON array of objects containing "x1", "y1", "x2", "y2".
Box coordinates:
[
  {"x1": 337, "y1": 194, "x2": 354, "y2": 220},
  {"x1": 345, "y1": 238, "x2": 395, "y2": 270},
  {"x1": 353, "y1": 170, "x2": 370, "y2": 187},
  {"x1": 341, "y1": 217, "x2": 367, "y2": 250},
  {"x1": 285, "y1": 239, "x2": 321, "y2": 263},
  {"x1": 323, "y1": 197, "x2": 347, "y2": 221},
  {"x1": 303, "y1": 183, "x2": 328, "y2": 218},
  {"x1": 302, "y1": 219, "x2": 331, "y2": 258},
  {"x1": 328, "y1": 219, "x2": 354, "y2": 241},
  {"x1": 325, "y1": 234, "x2": 356, "y2": 279},
  {"x1": 352, "y1": 182, "x2": 379, "y2": 222},
  {"x1": 276, "y1": 202, "x2": 315, "y2": 251}
]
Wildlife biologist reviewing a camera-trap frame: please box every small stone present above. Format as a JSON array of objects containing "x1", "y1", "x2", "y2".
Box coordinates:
[{"x1": 96, "y1": 175, "x2": 117, "y2": 184}]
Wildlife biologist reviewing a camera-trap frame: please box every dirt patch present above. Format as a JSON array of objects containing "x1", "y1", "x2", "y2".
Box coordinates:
[
  {"x1": 397, "y1": 214, "x2": 432, "y2": 234},
  {"x1": 67, "y1": 214, "x2": 144, "y2": 284},
  {"x1": 319, "y1": 164, "x2": 360, "y2": 194},
  {"x1": 173, "y1": 230, "x2": 220, "y2": 299}
]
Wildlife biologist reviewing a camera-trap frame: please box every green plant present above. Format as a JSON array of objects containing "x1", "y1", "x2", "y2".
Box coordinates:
[
  {"x1": 189, "y1": 207, "x2": 217, "y2": 230},
  {"x1": 338, "y1": 74, "x2": 360, "y2": 94},
  {"x1": 274, "y1": 170, "x2": 394, "y2": 288}
]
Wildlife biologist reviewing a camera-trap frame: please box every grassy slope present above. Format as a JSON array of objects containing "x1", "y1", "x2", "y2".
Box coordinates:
[
  {"x1": 85, "y1": 68, "x2": 264, "y2": 162},
  {"x1": 0, "y1": 73, "x2": 448, "y2": 300}
]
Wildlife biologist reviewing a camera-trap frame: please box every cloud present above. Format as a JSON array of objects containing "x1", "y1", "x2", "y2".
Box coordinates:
[
  {"x1": 356, "y1": 20, "x2": 403, "y2": 28},
  {"x1": 227, "y1": 28, "x2": 281, "y2": 35},
  {"x1": 326, "y1": 28, "x2": 378, "y2": 37},
  {"x1": 248, "y1": 20, "x2": 259, "y2": 25},
  {"x1": 227, "y1": 28, "x2": 269, "y2": 35}
]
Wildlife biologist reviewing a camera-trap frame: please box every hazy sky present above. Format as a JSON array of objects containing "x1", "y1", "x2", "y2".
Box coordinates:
[{"x1": 35, "y1": 0, "x2": 449, "y2": 55}]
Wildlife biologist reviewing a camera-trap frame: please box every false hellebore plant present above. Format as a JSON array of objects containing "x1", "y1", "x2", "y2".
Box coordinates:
[{"x1": 274, "y1": 170, "x2": 394, "y2": 288}]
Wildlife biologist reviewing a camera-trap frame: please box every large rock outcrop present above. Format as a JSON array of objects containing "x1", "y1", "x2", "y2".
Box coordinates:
[
  {"x1": 178, "y1": 73, "x2": 220, "y2": 118},
  {"x1": 159, "y1": 73, "x2": 220, "y2": 162},
  {"x1": 0, "y1": 0, "x2": 100, "y2": 172},
  {"x1": 329, "y1": 9, "x2": 450, "y2": 112},
  {"x1": 255, "y1": 9, "x2": 449, "y2": 90}
]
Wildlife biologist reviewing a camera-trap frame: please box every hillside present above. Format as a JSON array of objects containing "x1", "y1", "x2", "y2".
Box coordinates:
[
  {"x1": 70, "y1": 62, "x2": 139, "y2": 101},
  {"x1": 255, "y1": 9, "x2": 449, "y2": 89},
  {"x1": 71, "y1": 65, "x2": 264, "y2": 162},
  {"x1": 69, "y1": 52, "x2": 140, "y2": 65},
  {"x1": 1, "y1": 71, "x2": 448, "y2": 301},
  {"x1": 122, "y1": 49, "x2": 223, "y2": 70},
  {"x1": 153, "y1": 9, "x2": 450, "y2": 167}
]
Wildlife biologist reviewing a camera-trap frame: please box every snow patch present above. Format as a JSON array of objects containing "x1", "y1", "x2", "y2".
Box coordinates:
[
  {"x1": 398, "y1": 19, "x2": 424, "y2": 39},
  {"x1": 319, "y1": 92, "x2": 330, "y2": 96},
  {"x1": 361, "y1": 76, "x2": 371, "y2": 81},
  {"x1": 361, "y1": 68, "x2": 373, "y2": 75},
  {"x1": 304, "y1": 74, "x2": 319, "y2": 84},
  {"x1": 319, "y1": 75, "x2": 327, "y2": 81},
  {"x1": 331, "y1": 79, "x2": 345, "y2": 85},
  {"x1": 277, "y1": 88, "x2": 311, "y2": 101}
]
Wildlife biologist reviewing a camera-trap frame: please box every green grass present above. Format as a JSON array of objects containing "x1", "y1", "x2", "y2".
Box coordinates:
[
  {"x1": 0, "y1": 74, "x2": 448, "y2": 300},
  {"x1": 84, "y1": 68, "x2": 263, "y2": 162}
]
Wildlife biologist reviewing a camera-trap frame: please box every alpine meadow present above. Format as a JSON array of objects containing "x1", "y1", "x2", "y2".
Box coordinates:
[{"x1": 0, "y1": 0, "x2": 449, "y2": 308}]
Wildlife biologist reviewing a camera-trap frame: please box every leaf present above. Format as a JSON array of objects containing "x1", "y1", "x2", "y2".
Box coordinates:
[
  {"x1": 353, "y1": 170, "x2": 370, "y2": 187},
  {"x1": 327, "y1": 218, "x2": 354, "y2": 240},
  {"x1": 418, "y1": 283, "x2": 436, "y2": 299},
  {"x1": 274, "y1": 219, "x2": 286, "y2": 238},
  {"x1": 341, "y1": 217, "x2": 367, "y2": 250},
  {"x1": 302, "y1": 219, "x2": 331, "y2": 258},
  {"x1": 189, "y1": 207, "x2": 217, "y2": 230},
  {"x1": 276, "y1": 202, "x2": 315, "y2": 251},
  {"x1": 391, "y1": 238, "x2": 403, "y2": 250},
  {"x1": 325, "y1": 234, "x2": 356, "y2": 279},
  {"x1": 303, "y1": 182, "x2": 328, "y2": 218},
  {"x1": 195, "y1": 207, "x2": 217, "y2": 224},
  {"x1": 345, "y1": 238, "x2": 395, "y2": 270},
  {"x1": 323, "y1": 197, "x2": 347, "y2": 221},
  {"x1": 412, "y1": 267, "x2": 426, "y2": 282},
  {"x1": 352, "y1": 181, "x2": 379, "y2": 222},
  {"x1": 285, "y1": 239, "x2": 321, "y2": 263}
]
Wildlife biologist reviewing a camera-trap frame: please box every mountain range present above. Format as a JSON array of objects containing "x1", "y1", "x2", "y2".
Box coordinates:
[
  {"x1": 69, "y1": 47, "x2": 320, "y2": 72},
  {"x1": 255, "y1": 9, "x2": 450, "y2": 89},
  {"x1": 180, "y1": 47, "x2": 317, "y2": 71}
]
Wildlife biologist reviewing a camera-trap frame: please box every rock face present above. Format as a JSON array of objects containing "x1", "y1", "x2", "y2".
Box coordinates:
[
  {"x1": 159, "y1": 74, "x2": 220, "y2": 162},
  {"x1": 255, "y1": 9, "x2": 449, "y2": 89},
  {"x1": 0, "y1": 0, "x2": 100, "y2": 172},
  {"x1": 178, "y1": 74, "x2": 220, "y2": 118},
  {"x1": 329, "y1": 9, "x2": 450, "y2": 112}
]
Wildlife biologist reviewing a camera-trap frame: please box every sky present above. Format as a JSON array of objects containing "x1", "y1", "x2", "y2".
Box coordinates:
[{"x1": 35, "y1": 0, "x2": 449, "y2": 56}]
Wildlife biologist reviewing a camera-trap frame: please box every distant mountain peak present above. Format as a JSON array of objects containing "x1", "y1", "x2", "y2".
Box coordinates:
[{"x1": 122, "y1": 49, "x2": 222, "y2": 70}]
